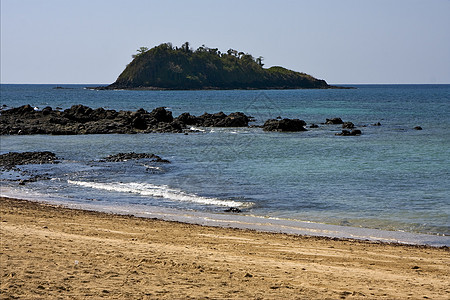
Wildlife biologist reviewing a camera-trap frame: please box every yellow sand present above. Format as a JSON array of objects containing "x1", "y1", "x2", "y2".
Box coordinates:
[{"x1": 1, "y1": 197, "x2": 449, "y2": 299}]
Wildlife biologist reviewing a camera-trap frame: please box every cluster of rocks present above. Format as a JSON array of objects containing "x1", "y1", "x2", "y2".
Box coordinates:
[
  {"x1": 335, "y1": 129, "x2": 362, "y2": 136},
  {"x1": 102, "y1": 152, "x2": 170, "y2": 163},
  {"x1": 0, "y1": 105, "x2": 250, "y2": 135},
  {"x1": 0, "y1": 151, "x2": 59, "y2": 170},
  {"x1": 261, "y1": 117, "x2": 362, "y2": 134},
  {"x1": 1, "y1": 104, "x2": 423, "y2": 136},
  {"x1": 0, "y1": 151, "x2": 171, "y2": 185}
]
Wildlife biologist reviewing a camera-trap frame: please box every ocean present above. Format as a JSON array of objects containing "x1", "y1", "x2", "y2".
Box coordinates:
[{"x1": 1, "y1": 84, "x2": 449, "y2": 246}]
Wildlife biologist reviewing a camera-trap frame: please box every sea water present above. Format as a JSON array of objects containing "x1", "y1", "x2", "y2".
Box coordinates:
[{"x1": 1, "y1": 84, "x2": 449, "y2": 245}]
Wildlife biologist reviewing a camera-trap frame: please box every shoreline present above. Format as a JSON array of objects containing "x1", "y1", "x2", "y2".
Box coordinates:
[
  {"x1": 1, "y1": 196, "x2": 449, "y2": 299},
  {"x1": 1, "y1": 188, "x2": 449, "y2": 247},
  {"x1": 2, "y1": 188, "x2": 449, "y2": 247},
  {"x1": 90, "y1": 84, "x2": 353, "y2": 91}
]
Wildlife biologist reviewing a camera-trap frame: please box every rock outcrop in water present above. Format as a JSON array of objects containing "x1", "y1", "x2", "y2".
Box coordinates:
[
  {"x1": 96, "y1": 42, "x2": 338, "y2": 90},
  {"x1": 0, "y1": 105, "x2": 250, "y2": 135},
  {"x1": 102, "y1": 153, "x2": 170, "y2": 163},
  {"x1": 263, "y1": 118, "x2": 307, "y2": 132},
  {"x1": 335, "y1": 129, "x2": 362, "y2": 136},
  {"x1": 0, "y1": 151, "x2": 59, "y2": 170},
  {"x1": 325, "y1": 118, "x2": 344, "y2": 125}
]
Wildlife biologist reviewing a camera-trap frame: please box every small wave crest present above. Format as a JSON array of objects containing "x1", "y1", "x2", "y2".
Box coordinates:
[
  {"x1": 189, "y1": 126, "x2": 206, "y2": 132},
  {"x1": 67, "y1": 180, "x2": 249, "y2": 208}
]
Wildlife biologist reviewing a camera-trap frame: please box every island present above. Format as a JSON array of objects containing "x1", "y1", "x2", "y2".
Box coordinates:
[{"x1": 96, "y1": 42, "x2": 342, "y2": 90}]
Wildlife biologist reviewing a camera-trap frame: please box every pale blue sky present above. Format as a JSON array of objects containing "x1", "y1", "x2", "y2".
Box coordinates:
[{"x1": 1, "y1": 0, "x2": 449, "y2": 84}]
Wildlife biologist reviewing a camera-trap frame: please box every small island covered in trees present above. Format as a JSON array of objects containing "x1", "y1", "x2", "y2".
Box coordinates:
[{"x1": 99, "y1": 42, "x2": 343, "y2": 90}]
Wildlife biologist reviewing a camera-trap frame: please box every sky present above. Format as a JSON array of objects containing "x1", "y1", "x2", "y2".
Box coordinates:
[{"x1": 1, "y1": 0, "x2": 449, "y2": 84}]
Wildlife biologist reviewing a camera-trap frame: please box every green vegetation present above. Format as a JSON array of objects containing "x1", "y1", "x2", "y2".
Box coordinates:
[{"x1": 107, "y1": 42, "x2": 331, "y2": 90}]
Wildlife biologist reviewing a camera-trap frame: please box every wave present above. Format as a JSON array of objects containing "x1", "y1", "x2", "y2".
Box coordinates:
[
  {"x1": 67, "y1": 180, "x2": 249, "y2": 208},
  {"x1": 189, "y1": 126, "x2": 206, "y2": 132}
]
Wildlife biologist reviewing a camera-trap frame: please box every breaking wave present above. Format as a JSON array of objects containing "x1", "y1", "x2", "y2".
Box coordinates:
[{"x1": 67, "y1": 180, "x2": 249, "y2": 208}]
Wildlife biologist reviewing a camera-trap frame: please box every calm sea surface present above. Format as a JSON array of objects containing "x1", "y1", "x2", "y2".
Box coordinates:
[{"x1": 1, "y1": 84, "x2": 449, "y2": 244}]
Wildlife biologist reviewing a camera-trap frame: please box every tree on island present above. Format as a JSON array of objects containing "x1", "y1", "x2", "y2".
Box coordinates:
[{"x1": 132, "y1": 46, "x2": 149, "y2": 58}]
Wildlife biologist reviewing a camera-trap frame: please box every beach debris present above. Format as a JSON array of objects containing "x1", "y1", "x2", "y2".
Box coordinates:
[{"x1": 244, "y1": 273, "x2": 253, "y2": 278}]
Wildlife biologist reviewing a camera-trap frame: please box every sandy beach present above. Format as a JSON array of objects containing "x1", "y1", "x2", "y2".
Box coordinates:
[{"x1": 1, "y1": 197, "x2": 448, "y2": 299}]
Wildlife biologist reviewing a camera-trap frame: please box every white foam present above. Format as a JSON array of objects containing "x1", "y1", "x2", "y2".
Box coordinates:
[
  {"x1": 189, "y1": 126, "x2": 205, "y2": 132},
  {"x1": 143, "y1": 164, "x2": 163, "y2": 171},
  {"x1": 67, "y1": 180, "x2": 248, "y2": 208}
]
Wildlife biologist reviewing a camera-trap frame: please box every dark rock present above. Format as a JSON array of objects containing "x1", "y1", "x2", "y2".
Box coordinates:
[
  {"x1": 326, "y1": 118, "x2": 343, "y2": 125},
  {"x1": 414, "y1": 126, "x2": 423, "y2": 130},
  {"x1": 224, "y1": 207, "x2": 242, "y2": 213},
  {"x1": 178, "y1": 111, "x2": 249, "y2": 127},
  {"x1": 217, "y1": 112, "x2": 249, "y2": 127},
  {"x1": 309, "y1": 124, "x2": 319, "y2": 128},
  {"x1": 372, "y1": 122, "x2": 381, "y2": 126},
  {"x1": 131, "y1": 114, "x2": 148, "y2": 130},
  {"x1": 342, "y1": 122, "x2": 355, "y2": 129},
  {"x1": 263, "y1": 118, "x2": 307, "y2": 132},
  {"x1": 63, "y1": 105, "x2": 94, "y2": 123},
  {"x1": 335, "y1": 129, "x2": 362, "y2": 136},
  {"x1": 42, "y1": 106, "x2": 53, "y2": 115},
  {"x1": 53, "y1": 86, "x2": 74, "y2": 90},
  {"x1": 148, "y1": 107, "x2": 173, "y2": 123},
  {"x1": 176, "y1": 112, "x2": 199, "y2": 125},
  {"x1": 0, "y1": 151, "x2": 59, "y2": 170},
  {"x1": 102, "y1": 152, "x2": 170, "y2": 163},
  {"x1": 2, "y1": 104, "x2": 34, "y2": 116}
]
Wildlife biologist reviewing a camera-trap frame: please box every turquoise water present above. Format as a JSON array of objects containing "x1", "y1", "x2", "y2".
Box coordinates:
[{"x1": 1, "y1": 84, "x2": 449, "y2": 242}]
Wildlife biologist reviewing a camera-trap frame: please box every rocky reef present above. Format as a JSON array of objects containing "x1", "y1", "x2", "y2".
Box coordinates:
[
  {"x1": 0, "y1": 151, "x2": 59, "y2": 170},
  {"x1": 102, "y1": 152, "x2": 170, "y2": 163},
  {"x1": 0, "y1": 105, "x2": 250, "y2": 135}
]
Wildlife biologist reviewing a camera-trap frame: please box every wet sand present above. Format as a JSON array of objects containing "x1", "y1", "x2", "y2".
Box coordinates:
[{"x1": 1, "y1": 197, "x2": 449, "y2": 299}]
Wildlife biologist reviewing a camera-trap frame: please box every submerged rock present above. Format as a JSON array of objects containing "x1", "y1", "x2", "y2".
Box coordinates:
[
  {"x1": 224, "y1": 207, "x2": 242, "y2": 213},
  {"x1": 102, "y1": 152, "x2": 170, "y2": 163},
  {"x1": 335, "y1": 129, "x2": 362, "y2": 136}
]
